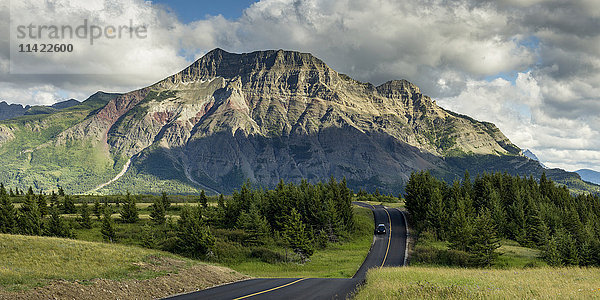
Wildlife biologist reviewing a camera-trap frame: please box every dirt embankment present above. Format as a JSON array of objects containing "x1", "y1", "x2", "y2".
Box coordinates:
[{"x1": 0, "y1": 257, "x2": 249, "y2": 300}]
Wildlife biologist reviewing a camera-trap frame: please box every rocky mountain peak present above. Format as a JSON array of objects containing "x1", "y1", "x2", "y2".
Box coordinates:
[
  {"x1": 165, "y1": 48, "x2": 333, "y2": 85},
  {"x1": 376, "y1": 79, "x2": 421, "y2": 98}
]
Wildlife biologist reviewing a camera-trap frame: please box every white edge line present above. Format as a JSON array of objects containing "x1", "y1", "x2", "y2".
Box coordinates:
[{"x1": 395, "y1": 208, "x2": 409, "y2": 267}]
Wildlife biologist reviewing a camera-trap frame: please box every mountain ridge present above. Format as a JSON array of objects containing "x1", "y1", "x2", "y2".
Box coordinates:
[{"x1": 0, "y1": 49, "x2": 596, "y2": 195}]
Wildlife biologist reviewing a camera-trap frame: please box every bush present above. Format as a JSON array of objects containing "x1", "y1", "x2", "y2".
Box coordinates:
[
  {"x1": 250, "y1": 247, "x2": 285, "y2": 263},
  {"x1": 438, "y1": 249, "x2": 471, "y2": 267},
  {"x1": 412, "y1": 245, "x2": 471, "y2": 267}
]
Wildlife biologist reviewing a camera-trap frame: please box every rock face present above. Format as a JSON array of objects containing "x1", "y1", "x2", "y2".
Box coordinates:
[{"x1": 1, "y1": 49, "x2": 595, "y2": 194}]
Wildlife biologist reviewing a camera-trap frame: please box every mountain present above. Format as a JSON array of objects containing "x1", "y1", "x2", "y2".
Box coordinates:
[
  {"x1": 0, "y1": 101, "x2": 30, "y2": 120},
  {"x1": 576, "y1": 169, "x2": 600, "y2": 185},
  {"x1": 522, "y1": 149, "x2": 547, "y2": 168},
  {"x1": 0, "y1": 49, "x2": 597, "y2": 195},
  {"x1": 50, "y1": 99, "x2": 80, "y2": 110},
  {"x1": 0, "y1": 99, "x2": 81, "y2": 120}
]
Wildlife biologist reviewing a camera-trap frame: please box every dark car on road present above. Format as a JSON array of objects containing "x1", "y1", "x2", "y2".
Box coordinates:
[{"x1": 375, "y1": 223, "x2": 386, "y2": 234}]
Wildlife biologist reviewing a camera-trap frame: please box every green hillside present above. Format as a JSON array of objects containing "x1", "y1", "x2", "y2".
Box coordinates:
[{"x1": 0, "y1": 92, "x2": 120, "y2": 192}]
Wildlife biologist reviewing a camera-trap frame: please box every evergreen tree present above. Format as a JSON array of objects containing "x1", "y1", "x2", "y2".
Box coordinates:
[
  {"x1": 120, "y1": 192, "x2": 139, "y2": 223},
  {"x1": 282, "y1": 208, "x2": 314, "y2": 259},
  {"x1": 100, "y1": 208, "x2": 116, "y2": 242},
  {"x1": 237, "y1": 206, "x2": 270, "y2": 245},
  {"x1": 425, "y1": 187, "x2": 445, "y2": 239},
  {"x1": 0, "y1": 184, "x2": 16, "y2": 233},
  {"x1": 150, "y1": 197, "x2": 166, "y2": 225},
  {"x1": 448, "y1": 198, "x2": 472, "y2": 252},
  {"x1": 176, "y1": 205, "x2": 214, "y2": 257},
  {"x1": 217, "y1": 194, "x2": 225, "y2": 210},
  {"x1": 45, "y1": 206, "x2": 73, "y2": 238},
  {"x1": 17, "y1": 193, "x2": 42, "y2": 235},
  {"x1": 468, "y1": 208, "x2": 500, "y2": 267},
  {"x1": 199, "y1": 190, "x2": 208, "y2": 208},
  {"x1": 58, "y1": 186, "x2": 65, "y2": 197},
  {"x1": 37, "y1": 192, "x2": 47, "y2": 218},
  {"x1": 78, "y1": 200, "x2": 92, "y2": 229},
  {"x1": 49, "y1": 191, "x2": 59, "y2": 208},
  {"x1": 543, "y1": 236, "x2": 562, "y2": 266},
  {"x1": 525, "y1": 209, "x2": 549, "y2": 248},
  {"x1": 140, "y1": 222, "x2": 156, "y2": 248},
  {"x1": 62, "y1": 195, "x2": 76, "y2": 214},
  {"x1": 93, "y1": 199, "x2": 102, "y2": 219},
  {"x1": 161, "y1": 192, "x2": 170, "y2": 211}
]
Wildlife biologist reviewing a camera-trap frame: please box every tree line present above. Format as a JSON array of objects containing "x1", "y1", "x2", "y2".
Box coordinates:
[
  {"x1": 405, "y1": 171, "x2": 600, "y2": 267},
  {"x1": 0, "y1": 177, "x2": 355, "y2": 262}
]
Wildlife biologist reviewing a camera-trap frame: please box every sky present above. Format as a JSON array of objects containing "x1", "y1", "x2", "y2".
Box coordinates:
[{"x1": 0, "y1": 0, "x2": 599, "y2": 172}]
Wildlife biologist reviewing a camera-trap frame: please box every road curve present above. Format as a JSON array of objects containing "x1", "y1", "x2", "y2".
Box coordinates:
[{"x1": 165, "y1": 202, "x2": 407, "y2": 300}]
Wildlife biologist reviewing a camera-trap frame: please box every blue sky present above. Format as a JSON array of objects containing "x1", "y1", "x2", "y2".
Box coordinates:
[{"x1": 152, "y1": 0, "x2": 259, "y2": 22}]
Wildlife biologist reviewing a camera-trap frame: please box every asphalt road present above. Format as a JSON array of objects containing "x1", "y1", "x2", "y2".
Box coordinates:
[{"x1": 165, "y1": 202, "x2": 407, "y2": 300}]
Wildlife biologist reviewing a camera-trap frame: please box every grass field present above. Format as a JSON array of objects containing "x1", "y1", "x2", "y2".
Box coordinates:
[
  {"x1": 355, "y1": 266, "x2": 600, "y2": 299},
  {"x1": 358, "y1": 200, "x2": 405, "y2": 209},
  {"x1": 0, "y1": 234, "x2": 194, "y2": 291},
  {"x1": 225, "y1": 206, "x2": 374, "y2": 278}
]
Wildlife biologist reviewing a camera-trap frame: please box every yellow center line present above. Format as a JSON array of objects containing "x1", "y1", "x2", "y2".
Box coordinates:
[
  {"x1": 380, "y1": 208, "x2": 392, "y2": 268},
  {"x1": 232, "y1": 278, "x2": 307, "y2": 300}
]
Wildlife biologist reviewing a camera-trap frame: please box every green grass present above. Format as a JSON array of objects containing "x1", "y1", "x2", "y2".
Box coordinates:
[
  {"x1": 358, "y1": 200, "x2": 405, "y2": 209},
  {"x1": 0, "y1": 234, "x2": 194, "y2": 291},
  {"x1": 494, "y1": 240, "x2": 547, "y2": 268},
  {"x1": 225, "y1": 206, "x2": 374, "y2": 278},
  {"x1": 355, "y1": 266, "x2": 600, "y2": 299}
]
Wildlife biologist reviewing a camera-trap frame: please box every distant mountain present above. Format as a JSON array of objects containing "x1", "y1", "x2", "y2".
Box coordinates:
[
  {"x1": 576, "y1": 169, "x2": 600, "y2": 185},
  {"x1": 0, "y1": 49, "x2": 597, "y2": 195},
  {"x1": 522, "y1": 149, "x2": 547, "y2": 168},
  {"x1": 0, "y1": 99, "x2": 81, "y2": 119},
  {"x1": 0, "y1": 101, "x2": 30, "y2": 120},
  {"x1": 51, "y1": 99, "x2": 80, "y2": 110}
]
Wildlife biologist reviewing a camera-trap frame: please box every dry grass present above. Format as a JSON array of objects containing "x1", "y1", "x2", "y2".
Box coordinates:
[
  {"x1": 0, "y1": 234, "x2": 191, "y2": 291},
  {"x1": 356, "y1": 266, "x2": 600, "y2": 299}
]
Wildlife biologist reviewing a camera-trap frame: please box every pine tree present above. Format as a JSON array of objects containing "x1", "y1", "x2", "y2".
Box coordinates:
[
  {"x1": 17, "y1": 192, "x2": 42, "y2": 235},
  {"x1": 150, "y1": 197, "x2": 166, "y2": 225},
  {"x1": 93, "y1": 199, "x2": 102, "y2": 219},
  {"x1": 282, "y1": 208, "x2": 314, "y2": 260},
  {"x1": 469, "y1": 208, "x2": 501, "y2": 267},
  {"x1": 543, "y1": 236, "x2": 562, "y2": 266},
  {"x1": 37, "y1": 192, "x2": 47, "y2": 218},
  {"x1": 199, "y1": 190, "x2": 208, "y2": 208},
  {"x1": 78, "y1": 200, "x2": 92, "y2": 229},
  {"x1": 176, "y1": 206, "x2": 214, "y2": 257},
  {"x1": 45, "y1": 206, "x2": 73, "y2": 238},
  {"x1": 425, "y1": 187, "x2": 444, "y2": 239},
  {"x1": 238, "y1": 206, "x2": 270, "y2": 245},
  {"x1": 217, "y1": 194, "x2": 225, "y2": 210},
  {"x1": 49, "y1": 191, "x2": 59, "y2": 208},
  {"x1": 140, "y1": 222, "x2": 156, "y2": 248},
  {"x1": 525, "y1": 209, "x2": 549, "y2": 248},
  {"x1": 58, "y1": 187, "x2": 65, "y2": 197},
  {"x1": 0, "y1": 184, "x2": 16, "y2": 233},
  {"x1": 161, "y1": 192, "x2": 170, "y2": 211},
  {"x1": 100, "y1": 208, "x2": 116, "y2": 242},
  {"x1": 62, "y1": 195, "x2": 76, "y2": 214},
  {"x1": 120, "y1": 192, "x2": 138, "y2": 223},
  {"x1": 448, "y1": 198, "x2": 472, "y2": 252}
]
